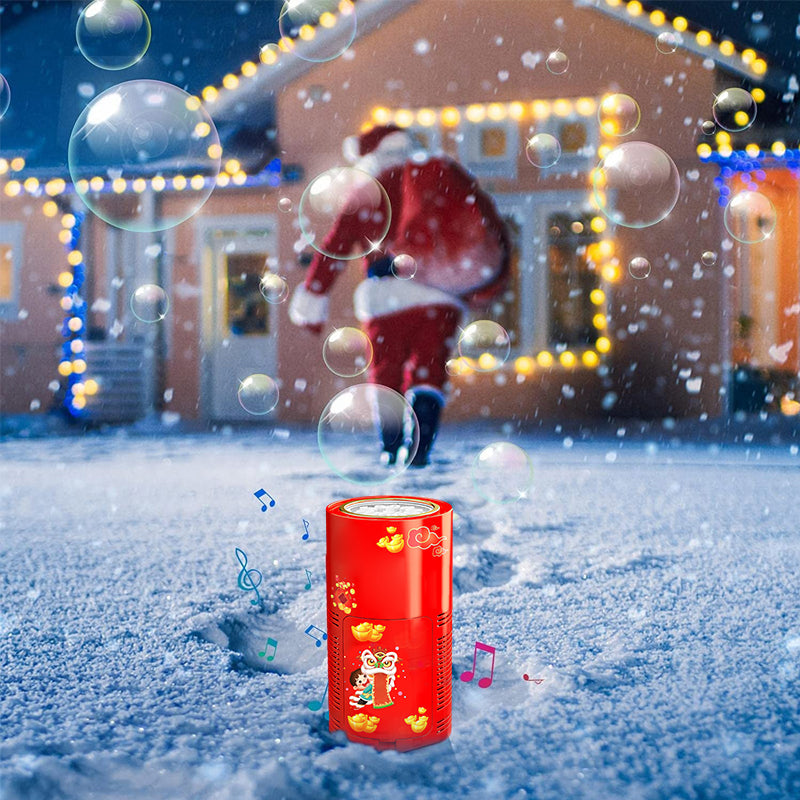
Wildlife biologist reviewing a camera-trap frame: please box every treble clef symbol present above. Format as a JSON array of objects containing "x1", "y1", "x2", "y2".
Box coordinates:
[{"x1": 235, "y1": 547, "x2": 262, "y2": 607}]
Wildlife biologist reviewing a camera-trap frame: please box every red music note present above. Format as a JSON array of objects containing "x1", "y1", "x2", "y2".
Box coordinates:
[
  {"x1": 460, "y1": 641, "x2": 496, "y2": 688},
  {"x1": 523, "y1": 674, "x2": 545, "y2": 684}
]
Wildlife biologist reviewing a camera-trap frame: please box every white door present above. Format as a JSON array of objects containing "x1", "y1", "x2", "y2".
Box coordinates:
[{"x1": 199, "y1": 216, "x2": 279, "y2": 421}]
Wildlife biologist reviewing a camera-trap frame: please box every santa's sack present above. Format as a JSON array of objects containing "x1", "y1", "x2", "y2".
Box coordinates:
[{"x1": 394, "y1": 157, "x2": 507, "y2": 295}]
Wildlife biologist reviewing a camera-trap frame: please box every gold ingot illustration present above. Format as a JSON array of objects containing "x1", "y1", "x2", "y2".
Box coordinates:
[
  {"x1": 351, "y1": 622, "x2": 386, "y2": 642},
  {"x1": 403, "y1": 707, "x2": 429, "y2": 733},
  {"x1": 348, "y1": 713, "x2": 380, "y2": 733},
  {"x1": 386, "y1": 526, "x2": 397, "y2": 533},
  {"x1": 377, "y1": 533, "x2": 405, "y2": 553}
]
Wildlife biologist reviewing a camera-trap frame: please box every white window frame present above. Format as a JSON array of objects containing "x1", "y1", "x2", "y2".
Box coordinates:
[
  {"x1": 535, "y1": 113, "x2": 599, "y2": 174},
  {"x1": 458, "y1": 118, "x2": 519, "y2": 179}
]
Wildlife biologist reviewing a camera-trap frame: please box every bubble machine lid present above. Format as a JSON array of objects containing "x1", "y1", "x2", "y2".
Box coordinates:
[{"x1": 339, "y1": 497, "x2": 440, "y2": 518}]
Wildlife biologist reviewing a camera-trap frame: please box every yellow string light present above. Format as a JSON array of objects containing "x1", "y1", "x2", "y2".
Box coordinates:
[{"x1": 4, "y1": 181, "x2": 21, "y2": 197}]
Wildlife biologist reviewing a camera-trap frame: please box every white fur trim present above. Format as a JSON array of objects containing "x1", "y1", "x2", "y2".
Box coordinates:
[
  {"x1": 289, "y1": 285, "x2": 329, "y2": 326},
  {"x1": 356, "y1": 131, "x2": 415, "y2": 176},
  {"x1": 353, "y1": 276, "x2": 464, "y2": 322}
]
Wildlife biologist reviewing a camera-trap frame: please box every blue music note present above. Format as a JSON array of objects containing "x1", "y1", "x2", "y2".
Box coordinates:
[
  {"x1": 304, "y1": 624, "x2": 327, "y2": 647},
  {"x1": 304, "y1": 568, "x2": 312, "y2": 590},
  {"x1": 302, "y1": 519, "x2": 311, "y2": 540},
  {"x1": 254, "y1": 489, "x2": 275, "y2": 512},
  {"x1": 308, "y1": 681, "x2": 328, "y2": 715},
  {"x1": 235, "y1": 547, "x2": 262, "y2": 606},
  {"x1": 258, "y1": 637, "x2": 278, "y2": 661}
]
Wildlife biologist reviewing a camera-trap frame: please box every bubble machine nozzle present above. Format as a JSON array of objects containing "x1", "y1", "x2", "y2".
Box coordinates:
[{"x1": 326, "y1": 496, "x2": 453, "y2": 751}]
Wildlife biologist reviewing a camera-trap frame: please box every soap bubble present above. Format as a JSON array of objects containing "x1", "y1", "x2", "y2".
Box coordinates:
[
  {"x1": 546, "y1": 50, "x2": 569, "y2": 74},
  {"x1": 628, "y1": 256, "x2": 651, "y2": 279},
  {"x1": 317, "y1": 385, "x2": 419, "y2": 484},
  {"x1": 655, "y1": 31, "x2": 681, "y2": 53},
  {"x1": 130, "y1": 283, "x2": 169, "y2": 322},
  {"x1": 525, "y1": 134, "x2": 561, "y2": 168},
  {"x1": 76, "y1": 0, "x2": 151, "y2": 70},
  {"x1": 278, "y1": 197, "x2": 293, "y2": 213},
  {"x1": 713, "y1": 88, "x2": 756, "y2": 132},
  {"x1": 701, "y1": 120, "x2": 716, "y2": 135},
  {"x1": 598, "y1": 94, "x2": 641, "y2": 137},
  {"x1": 0, "y1": 73, "x2": 10, "y2": 120},
  {"x1": 237, "y1": 373, "x2": 279, "y2": 415},
  {"x1": 299, "y1": 167, "x2": 391, "y2": 259},
  {"x1": 471, "y1": 442, "x2": 533, "y2": 504},
  {"x1": 445, "y1": 357, "x2": 470, "y2": 377},
  {"x1": 278, "y1": 0, "x2": 356, "y2": 63},
  {"x1": 323, "y1": 327, "x2": 373, "y2": 377},
  {"x1": 68, "y1": 80, "x2": 221, "y2": 232},
  {"x1": 701, "y1": 250, "x2": 717, "y2": 266},
  {"x1": 391, "y1": 253, "x2": 417, "y2": 280},
  {"x1": 458, "y1": 320, "x2": 511, "y2": 371},
  {"x1": 593, "y1": 142, "x2": 681, "y2": 228},
  {"x1": 723, "y1": 191, "x2": 776, "y2": 243},
  {"x1": 259, "y1": 273, "x2": 289, "y2": 304}
]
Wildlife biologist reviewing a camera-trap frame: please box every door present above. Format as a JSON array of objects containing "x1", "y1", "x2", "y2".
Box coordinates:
[{"x1": 200, "y1": 217, "x2": 279, "y2": 421}]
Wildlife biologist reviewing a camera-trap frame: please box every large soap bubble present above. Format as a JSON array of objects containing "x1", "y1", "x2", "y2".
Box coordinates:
[
  {"x1": 76, "y1": 0, "x2": 151, "y2": 70},
  {"x1": 278, "y1": 0, "x2": 357, "y2": 63},
  {"x1": 723, "y1": 191, "x2": 776, "y2": 244},
  {"x1": 713, "y1": 88, "x2": 756, "y2": 132},
  {"x1": 317, "y1": 385, "x2": 419, "y2": 484},
  {"x1": 471, "y1": 442, "x2": 534, "y2": 504},
  {"x1": 299, "y1": 167, "x2": 391, "y2": 259},
  {"x1": 593, "y1": 142, "x2": 680, "y2": 228},
  {"x1": 68, "y1": 80, "x2": 220, "y2": 232},
  {"x1": 0, "y1": 73, "x2": 10, "y2": 120}
]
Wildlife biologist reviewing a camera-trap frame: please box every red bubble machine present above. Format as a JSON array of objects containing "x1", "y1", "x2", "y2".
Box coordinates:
[{"x1": 326, "y1": 496, "x2": 453, "y2": 751}]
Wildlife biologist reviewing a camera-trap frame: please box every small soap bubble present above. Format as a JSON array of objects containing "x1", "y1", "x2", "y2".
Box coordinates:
[
  {"x1": 278, "y1": 197, "x2": 293, "y2": 213},
  {"x1": 317, "y1": 385, "x2": 419, "y2": 484},
  {"x1": 546, "y1": 49, "x2": 569, "y2": 74},
  {"x1": 259, "y1": 273, "x2": 288, "y2": 304},
  {"x1": 713, "y1": 88, "x2": 757, "y2": 132},
  {"x1": 445, "y1": 357, "x2": 470, "y2": 377},
  {"x1": 701, "y1": 250, "x2": 717, "y2": 266},
  {"x1": 299, "y1": 167, "x2": 391, "y2": 259},
  {"x1": 0, "y1": 73, "x2": 10, "y2": 119},
  {"x1": 391, "y1": 254, "x2": 417, "y2": 280},
  {"x1": 723, "y1": 191, "x2": 776, "y2": 243},
  {"x1": 130, "y1": 284, "x2": 169, "y2": 322},
  {"x1": 323, "y1": 327, "x2": 373, "y2": 377},
  {"x1": 278, "y1": 0, "x2": 356, "y2": 63},
  {"x1": 458, "y1": 320, "x2": 511, "y2": 372},
  {"x1": 68, "y1": 80, "x2": 220, "y2": 232},
  {"x1": 628, "y1": 256, "x2": 651, "y2": 279},
  {"x1": 593, "y1": 141, "x2": 681, "y2": 228},
  {"x1": 598, "y1": 93, "x2": 641, "y2": 137},
  {"x1": 471, "y1": 442, "x2": 534, "y2": 504},
  {"x1": 655, "y1": 31, "x2": 680, "y2": 53},
  {"x1": 701, "y1": 120, "x2": 716, "y2": 135},
  {"x1": 76, "y1": 0, "x2": 151, "y2": 70},
  {"x1": 237, "y1": 373, "x2": 279, "y2": 415},
  {"x1": 525, "y1": 134, "x2": 561, "y2": 168}
]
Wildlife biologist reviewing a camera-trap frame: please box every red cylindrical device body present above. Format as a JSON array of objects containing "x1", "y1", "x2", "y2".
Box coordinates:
[{"x1": 326, "y1": 496, "x2": 453, "y2": 751}]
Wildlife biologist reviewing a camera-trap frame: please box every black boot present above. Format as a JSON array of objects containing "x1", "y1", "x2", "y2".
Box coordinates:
[
  {"x1": 409, "y1": 389, "x2": 443, "y2": 468},
  {"x1": 380, "y1": 421, "x2": 404, "y2": 466}
]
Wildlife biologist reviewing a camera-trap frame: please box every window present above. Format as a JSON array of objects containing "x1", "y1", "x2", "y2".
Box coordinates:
[
  {"x1": 537, "y1": 114, "x2": 598, "y2": 173},
  {"x1": 226, "y1": 252, "x2": 271, "y2": 336},
  {"x1": 0, "y1": 222, "x2": 23, "y2": 320},
  {"x1": 458, "y1": 119, "x2": 519, "y2": 179},
  {"x1": 547, "y1": 213, "x2": 602, "y2": 347}
]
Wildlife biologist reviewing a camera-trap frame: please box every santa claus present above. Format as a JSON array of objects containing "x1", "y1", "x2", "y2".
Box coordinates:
[{"x1": 289, "y1": 124, "x2": 509, "y2": 467}]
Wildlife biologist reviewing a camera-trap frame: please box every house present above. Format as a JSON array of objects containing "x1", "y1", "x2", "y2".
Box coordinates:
[{"x1": 1, "y1": 0, "x2": 798, "y2": 426}]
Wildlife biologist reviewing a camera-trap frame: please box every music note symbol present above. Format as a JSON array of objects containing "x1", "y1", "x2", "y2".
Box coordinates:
[
  {"x1": 254, "y1": 489, "x2": 275, "y2": 512},
  {"x1": 302, "y1": 519, "x2": 311, "y2": 540},
  {"x1": 304, "y1": 624, "x2": 328, "y2": 648},
  {"x1": 235, "y1": 547, "x2": 262, "y2": 606},
  {"x1": 258, "y1": 637, "x2": 278, "y2": 661},
  {"x1": 523, "y1": 674, "x2": 545, "y2": 684},
  {"x1": 304, "y1": 569, "x2": 312, "y2": 590},
  {"x1": 308, "y1": 681, "x2": 328, "y2": 713},
  {"x1": 460, "y1": 641, "x2": 496, "y2": 688}
]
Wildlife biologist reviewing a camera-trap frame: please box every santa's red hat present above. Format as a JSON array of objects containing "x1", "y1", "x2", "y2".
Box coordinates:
[{"x1": 357, "y1": 124, "x2": 403, "y2": 156}]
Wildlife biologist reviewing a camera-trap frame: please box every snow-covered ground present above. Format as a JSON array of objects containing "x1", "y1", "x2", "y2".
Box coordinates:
[{"x1": 1, "y1": 428, "x2": 799, "y2": 800}]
